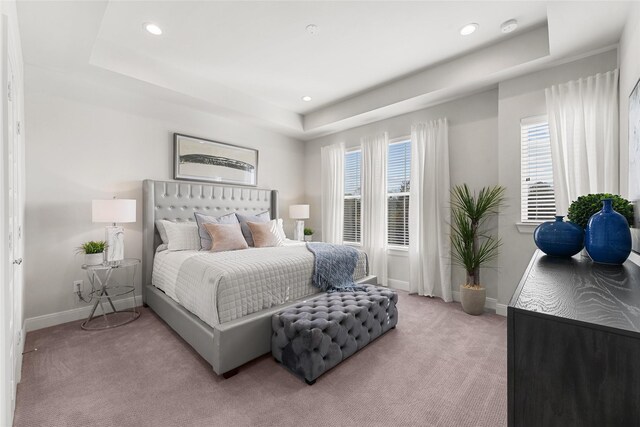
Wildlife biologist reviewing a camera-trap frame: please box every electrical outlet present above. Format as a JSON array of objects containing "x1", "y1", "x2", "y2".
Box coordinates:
[{"x1": 73, "y1": 280, "x2": 83, "y2": 297}]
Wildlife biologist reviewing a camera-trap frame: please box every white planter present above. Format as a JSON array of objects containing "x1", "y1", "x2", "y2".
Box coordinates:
[
  {"x1": 304, "y1": 235, "x2": 313, "y2": 242},
  {"x1": 85, "y1": 252, "x2": 104, "y2": 266}
]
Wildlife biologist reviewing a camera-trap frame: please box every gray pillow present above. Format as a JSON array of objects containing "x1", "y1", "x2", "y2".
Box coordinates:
[
  {"x1": 194, "y1": 212, "x2": 239, "y2": 250},
  {"x1": 236, "y1": 211, "x2": 270, "y2": 246}
]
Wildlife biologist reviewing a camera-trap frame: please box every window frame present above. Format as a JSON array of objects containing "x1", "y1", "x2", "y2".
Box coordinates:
[
  {"x1": 387, "y1": 137, "x2": 411, "y2": 249},
  {"x1": 343, "y1": 147, "x2": 362, "y2": 245},
  {"x1": 520, "y1": 115, "x2": 556, "y2": 224}
]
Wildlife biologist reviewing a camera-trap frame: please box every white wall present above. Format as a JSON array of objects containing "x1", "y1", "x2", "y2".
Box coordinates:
[
  {"x1": 496, "y1": 49, "x2": 618, "y2": 310},
  {"x1": 24, "y1": 65, "x2": 306, "y2": 322},
  {"x1": 619, "y1": 2, "x2": 640, "y2": 200},
  {"x1": 304, "y1": 90, "x2": 500, "y2": 300}
]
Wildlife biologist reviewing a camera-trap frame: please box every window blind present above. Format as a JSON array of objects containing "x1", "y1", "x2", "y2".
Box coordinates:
[
  {"x1": 344, "y1": 150, "x2": 362, "y2": 243},
  {"x1": 520, "y1": 117, "x2": 556, "y2": 222},
  {"x1": 388, "y1": 140, "x2": 410, "y2": 246}
]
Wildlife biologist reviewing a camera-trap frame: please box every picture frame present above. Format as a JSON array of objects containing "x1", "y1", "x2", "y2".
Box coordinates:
[
  {"x1": 629, "y1": 77, "x2": 640, "y2": 253},
  {"x1": 173, "y1": 133, "x2": 258, "y2": 187}
]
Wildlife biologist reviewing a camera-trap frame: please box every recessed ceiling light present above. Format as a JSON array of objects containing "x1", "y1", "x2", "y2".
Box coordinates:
[
  {"x1": 306, "y1": 24, "x2": 319, "y2": 35},
  {"x1": 144, "y1": 23, "x2": 163, "y2": 36},
  {"x1": 302, "y1": 96, "x2": 312, "y2": 102},
  {"x1": 501, "y1": 19, "x2": 518, "y2": 34},
  {"x1": 460, "y1": 23, "x2": 479, "y2": 36}
]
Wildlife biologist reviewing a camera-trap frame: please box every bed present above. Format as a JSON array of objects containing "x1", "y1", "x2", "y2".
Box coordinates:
[{"x1": 142, "y1": 179, "x2": 377, "y2": 377}]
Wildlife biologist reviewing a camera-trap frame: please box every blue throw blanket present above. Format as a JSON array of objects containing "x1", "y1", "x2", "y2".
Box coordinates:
[{"x1": 306, "y1": 242, "x2": 368, "y2": 292}]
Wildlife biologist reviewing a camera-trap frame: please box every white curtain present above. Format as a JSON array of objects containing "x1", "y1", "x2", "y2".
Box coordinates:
[
  {"x1": 361, "y1": 133, "x2": 388, "y2": 286},
  {"x1": 409, "y1": 119, "x2": 451, "y2": 301},
  {"x1": 545, "y1": 69, "x2": 619, "y2": 215},
  {"x1": 321, "y1": 143, "x2": 345, "y2": 244}
]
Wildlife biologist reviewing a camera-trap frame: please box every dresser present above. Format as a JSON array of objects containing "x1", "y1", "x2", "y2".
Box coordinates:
[{"x1": 508, "y1": 250, "x2": 640, "y2": 427}]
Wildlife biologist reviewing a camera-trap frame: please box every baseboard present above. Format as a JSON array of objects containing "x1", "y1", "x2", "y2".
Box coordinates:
[
  {"x1": 388, "y1": 280, "x2": 502, "y2": 314},
  {"x1": 387, "y1": 279, "x2": 409, "y2": 291},
  {"x1": 495, "y1": 303, "x2": 508, "y2": 317},
  {"x1": 25, "y1": 296, "x2": 142, "y2": 332}
]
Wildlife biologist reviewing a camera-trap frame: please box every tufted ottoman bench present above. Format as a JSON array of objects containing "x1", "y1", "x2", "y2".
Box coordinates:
[{"x1": 271, "y1": 286, "x2": 398, "y2": 384}]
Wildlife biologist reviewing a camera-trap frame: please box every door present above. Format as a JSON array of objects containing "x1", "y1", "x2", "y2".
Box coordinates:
[{"x1": 3, "y1": 38, "x2": 22, "y2": 425}]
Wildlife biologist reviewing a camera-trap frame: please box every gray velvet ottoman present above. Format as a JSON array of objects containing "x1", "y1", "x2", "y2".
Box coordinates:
[{"x1": 271, "y1": 286, "x2": 398, "y2": 384}]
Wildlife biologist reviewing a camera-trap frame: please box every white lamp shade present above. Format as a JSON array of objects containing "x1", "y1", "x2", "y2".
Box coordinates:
[
  {"x1": 289, "y1": 204, "x2": 310, "y2": 220},
  {"x1": 92, "y1": 199, "x2": 136, "y2": 223}
]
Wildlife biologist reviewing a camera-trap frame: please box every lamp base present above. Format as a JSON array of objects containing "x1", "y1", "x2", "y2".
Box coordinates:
[
  {"x1": 293, "y1": 220, "x2": 305, "y2": 241},
  {"x1": 105, "y1": 226, "x2": 125, "y2": 262}
]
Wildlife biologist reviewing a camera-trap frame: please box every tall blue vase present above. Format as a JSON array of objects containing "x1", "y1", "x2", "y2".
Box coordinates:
[
  {"x1": 585, "y1": 199, "x2": 632, "y2": 265},
  {"x1": 534, "y1": 216, "x2": 584, "y2": 257}
]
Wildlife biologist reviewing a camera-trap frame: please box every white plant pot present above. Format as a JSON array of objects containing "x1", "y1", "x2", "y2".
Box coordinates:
[
  {"x1": 460, "y1": 285, "x2": 486, "y2": 315},
  {"x1": 304, "y1": 235, "x2": 313, "y2": 242},
  {"x1": 85, "y1": 252, "x2": 104, "y2": 266}
]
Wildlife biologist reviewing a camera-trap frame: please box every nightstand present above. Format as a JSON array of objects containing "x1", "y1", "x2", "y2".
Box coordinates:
[{"x1": 80, "y1": 258, "x2": 141, "y2": 330}]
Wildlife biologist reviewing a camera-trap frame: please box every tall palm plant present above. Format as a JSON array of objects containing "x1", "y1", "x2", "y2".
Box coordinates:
[{"x1": 451, "y1": 184, "x2": 506, "y2": 288}]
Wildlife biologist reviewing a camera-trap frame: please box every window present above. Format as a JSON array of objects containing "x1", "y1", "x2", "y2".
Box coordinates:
[
  {"x1": 344, "y1": 150, "x2": 362, "y2": 243},
  {"x1": 520, "y1": 117, "x2": 556, "y2": 222},
  {"x1": 388, "y1": 140, "x2": 411, "y2": 246}
]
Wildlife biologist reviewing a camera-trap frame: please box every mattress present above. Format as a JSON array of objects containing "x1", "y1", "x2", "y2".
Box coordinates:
[{"x1": 151, "y1": 242, "x2": 369, "y2": 328}]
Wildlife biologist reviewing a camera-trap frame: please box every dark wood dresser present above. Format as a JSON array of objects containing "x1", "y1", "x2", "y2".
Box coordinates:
[{"x1": 508, "y1": 250, "x2": 640, "y2": 427}]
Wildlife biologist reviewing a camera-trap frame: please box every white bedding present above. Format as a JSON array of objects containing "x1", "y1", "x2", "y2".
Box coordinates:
[{"x1": 151, "y1": 241, "x2": 369, "y2": 328}]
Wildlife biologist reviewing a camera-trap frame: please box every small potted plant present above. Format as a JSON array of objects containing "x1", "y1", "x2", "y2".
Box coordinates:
[
  {"x1": 303, "y1": 227, "x2": 314, "y2": 242},
  {"x1": 567, "y1": 193, "x2": 634, "y2": 229},
  {"x1": 77, "y1": 241, "x2": 106, "y2": 266},
  {"x1": 451, "y1": 184, "x2": 506, "y2": 315}
]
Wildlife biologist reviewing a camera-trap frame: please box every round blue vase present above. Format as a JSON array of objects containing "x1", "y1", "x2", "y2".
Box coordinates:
[
  {"x1": 585, "y1": 199, "x2": 632, "y2": 265},
  {"x1": 534, "y1": 215, "x2": 584, "y2": 257}
]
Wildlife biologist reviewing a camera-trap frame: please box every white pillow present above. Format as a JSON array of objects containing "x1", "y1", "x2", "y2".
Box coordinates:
[
  {"x1": 274, "y1": 218, "x2": 287, "y2": 241},
  {"x1": 158, "y1": 220, "x2": 200, "y2": 251}
]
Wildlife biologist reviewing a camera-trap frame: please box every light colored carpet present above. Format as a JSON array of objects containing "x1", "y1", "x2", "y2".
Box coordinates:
[{"x1": 14, "y1": 292, "x2": 507, "y2": 427}]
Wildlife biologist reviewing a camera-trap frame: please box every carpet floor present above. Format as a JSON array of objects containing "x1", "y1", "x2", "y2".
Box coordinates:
[{"x1": 14, "y1": 292, "x2": 507, "y2": 427}]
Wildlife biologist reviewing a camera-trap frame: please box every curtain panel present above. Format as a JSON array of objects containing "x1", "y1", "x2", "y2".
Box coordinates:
[
  {"x1": 321, "y1": 143, "x2": 345, "y2": 244},
  {"x1": 545, "y1": 69, "x2": 619, "y2": 215},
  {"x1": 409, "y1": 119, "x2": 452, "y2": 301},
  {"x1": 361, "y1": 133, "x2": 388, "y2": 286}
]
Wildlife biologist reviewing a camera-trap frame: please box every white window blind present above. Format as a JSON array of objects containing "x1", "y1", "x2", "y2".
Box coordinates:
[
  {"x1": 521, "y1": 116, "x2": 556, "y2": 222},
  {"x1": 388, "y1": 140, "x2": 410, "y2": 246},
  {"x1": 344, "y1": 150, "x2": 362, "y2": 243}
]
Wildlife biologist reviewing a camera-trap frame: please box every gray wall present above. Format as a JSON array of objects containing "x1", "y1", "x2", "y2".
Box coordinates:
[
  {"x1": 24, "y1": 65, "x2": 306, "y2": 320},
  {"x1": 496, "y1": 49, "x2": 618, "y2": 308},
  {"x1": 304, "y1": 89, "x2": 500, "y2": 299},
  {"x1": 304, "y1": 49, "x2": 619, "y2": 311}
]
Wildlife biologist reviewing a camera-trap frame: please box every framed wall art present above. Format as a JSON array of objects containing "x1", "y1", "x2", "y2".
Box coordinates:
[
  {"x1": 629, "y1": 78, "x2": 640, "y2": 252},
  {"x1": 173, "y1": 133, "x2": 258, "y2": 186}
]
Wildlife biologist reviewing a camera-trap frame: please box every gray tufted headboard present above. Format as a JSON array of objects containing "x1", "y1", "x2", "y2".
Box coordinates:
[{"x1": 142, "y1": 179, "x2": 279, "y2": 303}]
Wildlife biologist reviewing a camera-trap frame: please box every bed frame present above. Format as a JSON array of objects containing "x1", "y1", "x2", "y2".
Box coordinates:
[{"x1": 142, "y1": 179, "x2": 377, "y2": 377}]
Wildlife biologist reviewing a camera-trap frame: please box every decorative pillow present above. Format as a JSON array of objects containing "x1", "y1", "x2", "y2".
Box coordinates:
[
  {"x1": 236, "y1": 211, "x2": 271, "y2": 246},
  {"x1": 155, "y1": 220, "x2": 169, "y2": 244},
  {"x1": 194, "y1": 212, "x2": 238, "y2": 250},
  {"x1": 203, "y1": 223, "x2": 249, "y2": 252},
  {"x1": 248, "y1": 220, "x2": 285, "y2": 248},
  {"x1": 158, "y1": 220, "x2": 200, "y2": 251},
  {"x1": 274, "y1": 218, "x2": 287, "y2": 241}
]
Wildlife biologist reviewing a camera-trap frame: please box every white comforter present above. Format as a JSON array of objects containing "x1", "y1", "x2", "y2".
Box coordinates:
[{"x1": 152, "y1": 242, "x2": 368, "y2": 328}]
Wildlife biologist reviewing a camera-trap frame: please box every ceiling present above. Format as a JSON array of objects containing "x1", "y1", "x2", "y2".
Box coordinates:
[{"x1": 16, "y1": 1, "x2": 632, "y2": 139}]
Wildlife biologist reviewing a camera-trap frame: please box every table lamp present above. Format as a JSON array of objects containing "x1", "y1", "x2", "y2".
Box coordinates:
[
  {"x1": 92, "y1": 198, "x2": 136, "y2": 262},
  {"x1": 289, "y1": 204, "x2": 309, "y2": 241}
]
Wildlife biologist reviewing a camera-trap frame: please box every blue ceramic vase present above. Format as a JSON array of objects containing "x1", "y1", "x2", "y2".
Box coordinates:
[
  {"x1": 585, "y1": 199, "x2": 632, "y2": 265},
  {"x1": 534, "y1": 216, "x2": 584, "y2": 257}
]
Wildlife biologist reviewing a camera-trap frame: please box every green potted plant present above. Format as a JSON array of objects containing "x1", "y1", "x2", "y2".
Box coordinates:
[
  {"x1": 303, "y1": 227, "x2": 314, "y2": 242},
  {"x1": 567, "y1": 193, "x2": 634, "y2": 229},
  {"x1": 451, "y1": 184, "x2": 506, "y2": 315},
  {"x1": 76, "y1": 241, "x2": 107, "y2": 266}
]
